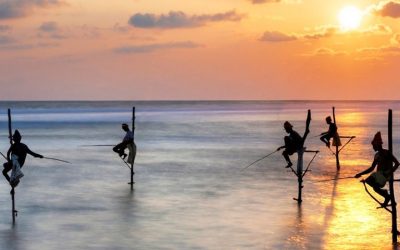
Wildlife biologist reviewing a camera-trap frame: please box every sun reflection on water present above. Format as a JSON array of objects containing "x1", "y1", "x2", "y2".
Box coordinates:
[{"x1": 321, "y1": 178, "x2": 393, "y2": 249}]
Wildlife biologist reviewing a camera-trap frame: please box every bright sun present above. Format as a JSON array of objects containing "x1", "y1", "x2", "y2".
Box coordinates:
[{"x1": 338, "y1": 6, "x2": 363, "y2": 31}]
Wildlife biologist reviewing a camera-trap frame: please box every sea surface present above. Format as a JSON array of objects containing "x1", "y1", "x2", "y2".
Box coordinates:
[{"x1": 0, "y1": 101, "x2": 399, "y2": 249}]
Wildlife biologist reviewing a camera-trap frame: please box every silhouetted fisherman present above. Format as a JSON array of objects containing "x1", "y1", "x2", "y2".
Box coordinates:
[
  {"x1": 2, "y1": 130, "x2": 43, "y2": 187},
  {"x1": 355, "y1": 132, "x2": 399, "y2": 207},
  {"x1": 277, "y1": 121, "x2": 303, "y2": 168},
  {"x1": 113, "y1": 123, "x2": 135, "y2": 162},
  {"x1": 320, "y1": 116, "x2": 338, "y2": 148}
]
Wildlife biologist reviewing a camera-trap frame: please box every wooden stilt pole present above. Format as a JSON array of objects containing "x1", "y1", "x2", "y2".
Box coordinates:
[
  {"x1": 332, "y1": 107, "x2": 340, "y2": 171},
  {"x1": 293, "y1": 109, "x2": 311, "y2": 204},
  {"x1": 8, "y1": 109, "x2": 17, "y2": 224},
  {"x1": 296, "y1": 148, "x2": 304, "y2": 203},
  {"x1": 388, "y1": 109, "x2": 397, "y2": 243},
  {"x1": 129, "y1": 107, "x2": 135, "y2": 189}
]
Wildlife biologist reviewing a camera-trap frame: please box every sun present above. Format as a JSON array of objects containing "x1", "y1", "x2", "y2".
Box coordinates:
[{"x1": 338, "y1": 6, "x2": 363, "y2": 31}]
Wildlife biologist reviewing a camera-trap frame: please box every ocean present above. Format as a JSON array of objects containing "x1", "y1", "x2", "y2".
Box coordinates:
[{"x1": 0, "y1": 101, "x2": 399, "y2": 249}]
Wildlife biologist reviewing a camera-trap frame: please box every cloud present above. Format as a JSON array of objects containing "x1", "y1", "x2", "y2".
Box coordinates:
[
  {"x1": 361, "y1": 24, "x2": 392, "y2": 35},
  {"x1": 0, "y1": 34, "x2": 14, "y2": 44},
  {"x1": 391, "y1": 33, "x2": 400, "y2": 44},
  {"x1": 248, "y1": 0, "x2": 301, "y2": 3},
  {"x1": 114, "y1": 41, "x2": 202, "y2": 54},
  {"x1": 302, "y1": 26, "x2": 338, "y2": 39},
  {"x1": 259, "y1": 31, "x2": 297, "y2": 42},
  {"x1": 250, "y1": 0, "x2": 280, "y2": 3},
  {"x1": 370, "y1": 1, "x2": 400, "y2": 18},
  {"x1": 313, "y1": 48, "x2": 347, "y2": 56},
  {"x1": 261, "y1": 24, "x2": 394, "y2": 43},
  {"x1": 0, "y1": 0, "x2": 65, "y2": 19},
  {"x1": 0, "y1": 41, "x2": 59, "y2": 50},
  {"x1": 39, "y1": 21, "x2": 58, "y2": 32},
  {"x1": 128, "y1": 10, "x2": 244, "y2": 29},
  {"x1": 38, "y1": 21, "x2": 67, "y2": 39},
  {"x1": 0, "y1": 24, "x2": 11, "y2": 32}
]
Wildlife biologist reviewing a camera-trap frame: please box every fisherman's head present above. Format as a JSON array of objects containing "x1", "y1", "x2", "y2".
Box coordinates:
[
  {"x1": 122, "y1": 123, "x2": 129, "y2": 132},
  {"x1": 371, "y1": 131, "x2": 383, "y2": 151},
  {"x1": 12, "y1": 130, "x2": 21, "y2": 143},
  {"x1": 326, "y1": 116, "x2": 332, "y2": 124},
  {"x1": 283, "y1": 121, "x2": 293, "y2": 133}
]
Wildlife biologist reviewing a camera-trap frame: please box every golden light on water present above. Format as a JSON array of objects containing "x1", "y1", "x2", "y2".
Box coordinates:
[{"x1": 321, "y1": 179, "x2": 391, "y2": 249}]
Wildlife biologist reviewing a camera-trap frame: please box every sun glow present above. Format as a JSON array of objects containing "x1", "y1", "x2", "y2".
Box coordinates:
[{"x1": 338, "y1": 6, "x2": 363, "y2": 31}]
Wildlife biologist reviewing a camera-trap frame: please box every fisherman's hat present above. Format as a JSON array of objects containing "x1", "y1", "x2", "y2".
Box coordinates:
[
  {"x1": 12, "y1": 129, "x2": 21, "y2": 141},
  {"x1": 371, "y1": 131, "x2": 383, "y2": 145},
  {"x1": 284, "y1": 121, "x2": 293, "y2": 129}
]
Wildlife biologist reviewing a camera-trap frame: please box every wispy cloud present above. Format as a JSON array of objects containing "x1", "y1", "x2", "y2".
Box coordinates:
[
  {"x1": 302, "y1": 26, "x2": 337, "y2": 39},
  {"x1": 38, "y1": 21, "x2": 67, "y2": 39},
  {"x1": 128, "y1": 10, "x2": 244, "y2": 29},
  {"x1": 312, "y1": 48, "x2": 347, "y2": 56},
  {"x1": 0, "y1": 0, "x2": 65, "y2": 19},
  {"x1": 259, "y1": 31, "x2": 297, "y2": 42},
  {"x1": 114, "y1": 41, "x2": 202, "y2": 54},
  {"x1": 0, "y1": 34, "x2": 14, "y2": 44},
  {"x1": 0, "y1": 42, "x2": 59, "y2": 50},
  {"x1": 260, "y1": 24, "x2": 393, "y2": 43},
  {"x1": 248, "y1": 0, "x2": 301, "y2": 3},
  {"x1": 0, "y1": 24, "x2": 11, "y2": 32}
]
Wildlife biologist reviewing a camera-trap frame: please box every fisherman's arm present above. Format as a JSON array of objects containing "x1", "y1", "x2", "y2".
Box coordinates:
[
  {"x1": 25, "y1": 146, "x2": 43, "y2": 158},
  {"x1": 277, "y1": 145, "x2": 285, "y2": 151},
  {"x1": 355, "y1": 161, "x2": 377, "y2": 178},
  {"x1": 6, "y1": 147, "x2": 11, "y2": 161},
  {"x1": 391, "y1": 154, "x2": 400, "y2": 173}
]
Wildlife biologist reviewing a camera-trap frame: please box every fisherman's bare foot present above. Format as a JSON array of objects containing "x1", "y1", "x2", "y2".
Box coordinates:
[
  {"x1": 326, "y1": 142, "x2": 330, "y2": 148},
  {"x1": 11, "y1": 179, "x2": 20, "y2": 188},
  {"x1": 382, "y1": 197, "x2": 391, "y2": 207},
  {"x1": 285, "y1": 162, "x2": 293, "y2": 168}
]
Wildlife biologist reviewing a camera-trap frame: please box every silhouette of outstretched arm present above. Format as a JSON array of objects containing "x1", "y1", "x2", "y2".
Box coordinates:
[{"x1": 355, "y1": 160, "x2": 377, "y2": 178}]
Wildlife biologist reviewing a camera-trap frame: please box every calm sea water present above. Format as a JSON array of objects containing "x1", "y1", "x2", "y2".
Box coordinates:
[{"x1": 0, "y1": 101, "x2": 399, "y2": 249}]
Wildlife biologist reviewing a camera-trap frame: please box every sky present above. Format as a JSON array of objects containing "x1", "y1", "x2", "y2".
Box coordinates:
[{"x1": 0, "y1": 0, "x2": 399, "y2": 100}]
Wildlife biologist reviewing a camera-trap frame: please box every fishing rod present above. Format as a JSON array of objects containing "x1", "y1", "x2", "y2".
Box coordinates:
[
  {"x1": 241, "y1": 150, "x2": 278, "y2": 171},
  {"x1": 314, "y1": 176, "x2": 355, "y2": 182},
  {"x1": 80, "y1": 144, "x2": 115, "y2": 147},
  {"x1": 43, "y1": 157, "x2": 71, "y2": 164},
  {"x1": 0, "y1": 151, "x2": 6, "y2": 160}
]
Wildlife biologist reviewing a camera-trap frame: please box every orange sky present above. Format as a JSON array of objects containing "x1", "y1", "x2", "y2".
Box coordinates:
[{"x1": 0, "y1": 0, "x2": 399, "y2": 100}]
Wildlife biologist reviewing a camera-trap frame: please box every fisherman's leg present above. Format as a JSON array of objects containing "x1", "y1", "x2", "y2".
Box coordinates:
[
  {"x1": 2, "y1": 162, "x2": 12, "y2": 183},
  {"x1": 113, "y1": 143, "x2": 127, "y2": 157},
  {"x1": 374, "y1": 187, "x2": 390, "y2": 206},
  {"x1": 366, "y1": 177, "x2": 391, "y2": 205},
  {"x1": 320, "y1": 135, "x2": 330, "y2": 147},
  {"x1": 282, "y1": 151, "x2": 293, "y2": 168}
]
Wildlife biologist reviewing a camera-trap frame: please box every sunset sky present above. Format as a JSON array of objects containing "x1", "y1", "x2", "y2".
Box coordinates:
[{"x1": 0, "y1": 0, "x2": 399, "y2": 100}]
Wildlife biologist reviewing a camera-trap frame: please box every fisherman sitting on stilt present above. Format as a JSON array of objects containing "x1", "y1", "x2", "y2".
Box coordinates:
[
  {"x1": 113, "y1": 123, "x2": 135, "y2": 163},
  {"x1": 277, "y1": 121, "x2": 303, "y2": 168},
  {"x1": 355, "y1": 132, "x2": 400, "y2": 207},
  {"x1": 2, "y1": 130, "x2": 43, "y2": 187},
  {"x1": 320, "y1": 116, "x2": 339, "y2": 148}
]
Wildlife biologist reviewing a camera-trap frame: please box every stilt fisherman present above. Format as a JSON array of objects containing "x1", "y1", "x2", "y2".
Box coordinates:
[
  {"x1": 113, "y1": 123, "x2": 136, "y2": 164},
  {"x1": 355, "y1": 132, "x2": 400, "y2": 207},
  {"x1": 277, "y1": 121, "x2": 303, "y2": 168},
  {"x1": 2, "y1": 130, "x2": 43, "y2": 187},
  {"x1": 320, "y1": 116, "x2": 340, "y2": 148}
]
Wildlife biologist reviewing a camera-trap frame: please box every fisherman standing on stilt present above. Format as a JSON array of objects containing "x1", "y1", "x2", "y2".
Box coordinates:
[
  {"x1": 113, "y1": 123, "x2": 136, "y2": 164},
  {"x1": 277, "y1": 121, "x2": 303, "y2": 168},
  {"x1": 355, "y1": 132, "x2": 400, "y2": 207},
  {"x1": 2, "y1": 130, "x2": 43, "y2": 187},
  {"x1": 320, "y1": 116, "x2": 339, "y2": 148}
]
